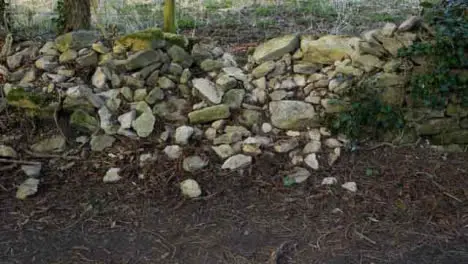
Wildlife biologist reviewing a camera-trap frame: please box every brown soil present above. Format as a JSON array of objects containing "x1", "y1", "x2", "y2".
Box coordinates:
[{"x1": 1, "y1": 107, "x2": 468, "y2": 264}]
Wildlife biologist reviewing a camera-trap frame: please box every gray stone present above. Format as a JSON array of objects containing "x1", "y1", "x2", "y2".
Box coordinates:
[
  {"x1": 92, "y1": 67, "x2": 109, "y2": 90},
  {"x1": 118, "y1": 110, "x2": 136, "y2": 129},
  {"x1": 133, "y1": 89, "x2": 148, "y2": 101},
  {"x1": 175, "y1": 126, "x2": 194, "y2": 145},
  {"x1": 221, "y1": 154, "x2": 252, "y2": 170},
  {"x1": 216, "y1": 75, "x2": 238, "y2": 91},
  {"x1": 35, "y1": 56, "x2": 58, "y2": 71},
  {"x1": 200, "y1": 59, "x2": 224, "y2": 72},
  {"x1": 286, "y1": 167, "x2": 311, "y2": 184},
  {"x1": 76, "y1": 51, "x2": 98, "y2": 67},
  {"x1": 153, "y1": 97, "x2": 190, "y2": 122},
  {"x1": 303, "y1": 141, "x2": 321, "y2": 154},
  {"x1": 125, "y1": 50, "x2": 161, "y2": 71},
  {"x1": 90, "y1": 135, "x2": 116, "y2": 151},
  {"x1": 269, "y1": 101, "x2": 319, "y2": 130},
  {"x1": 103, "y1": 168, "x2": 122, "y2": 183},
  {"x1": 98, "y1": 106, "x2": 118, "y2": 134},
  {"x1": 222, "y1": 89, "x2": 245, "y2": 109},
  {"x1": 0, "y1": 145, "x2": 17, "y2": 158},
  {"x1": 212, "y1": 144, "x2": 235, "y2": 159},
  {"x1": 253, "y1": 34, "x2": 299, "y2": 63},
  {"x1": 252, "y1": 61, "x2": 276, "y2": 78},
  {"x1": 158, "y1": 76, "x2": 176, "y2": 89},
  {"x1": 168, "y1": 45, "x2": 193, "y2": 68},
  {"x1": 180, "y1": 179, "x2": 202, "y2": 198},
  {"x1": 55, "y1": 30, "x2": 100, "y2": 52},
  {"x1": 192, "y1": 78, "x2": 224, "y2": 104},
  {"x1": 16, "y1": 178, "x2": 40, "y2": 200},
  {"x1": 164, "y1": 145, "x2": 182, "y2": 160},
  {"x1": 59, "y1": 49, "x2": 78, "y2": 63},
  {"x1": 31, "y1": 135, "x2": 66, "y2": 153},
  {"x1": 304, "y1": 153, "x2": 319, "y2": 170},
  {"x1": 132, "y1": 111, "x2": 156, "y2": 137},
  {"x1": 183, "y1": 155, "x2": 209, "y2": 172},
  {"x1": 274, "y1": 138, "x2": 299, "y2": 153},
  {"x1": 145, "y1": 87, "x2": 165, "y2": 104},
  {"x1": 21, "y1": 164, "x2": 42, "y2": 177}
]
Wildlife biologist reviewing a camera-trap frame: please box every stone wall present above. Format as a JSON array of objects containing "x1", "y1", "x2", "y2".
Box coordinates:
[{"x1": 1, "y1": 16, "x2": 466, "y2": 182}]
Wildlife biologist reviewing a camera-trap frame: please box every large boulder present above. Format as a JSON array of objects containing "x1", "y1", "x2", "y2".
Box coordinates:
[
  {"x1": 253, "y1": 34, "x2": 299, "y2": 63},
  {"x1": 301, "y1": 35, "x2": 355, "y2": 64},
  {"x1": 269, "y1": 101, "x2": 319, "y2": 130}
]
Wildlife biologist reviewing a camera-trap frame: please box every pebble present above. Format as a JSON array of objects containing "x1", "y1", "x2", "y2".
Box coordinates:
[
  {"x1": 321, "y1": 177, "x2": 337, "y2": 185},
  {"x1": 304, "y1": 153, "x2": 319, "y2": 170},
  {"x1": 221, "y1": 154, "x2": 252, "y2": 170},
  {"x1": 342, "y1": 182, "x2": 357, "y2": 192},
  {"x1": 183, "y1": 155, "x2": 209, "y2": 172},
  {"x1": 164, "y1": 145, "x2": 182, "y2": 160},
  {"x1": 180, "y1": 179, "x2": 202, "y2": 198},
  {"x1": 175, "y1": 126, "x2": 194, "y2": 145},
  {"x1": 103, "y1": 168, "x2": 122, "y2": 183}
]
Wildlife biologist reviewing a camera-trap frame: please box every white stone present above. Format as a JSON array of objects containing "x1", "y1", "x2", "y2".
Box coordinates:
[
  {"x1": 118, "y1": 110, "x2": 136, "y2": 129},
  {"x1": 164, "y1": 145, "x2": 182, "y2": 160},
  {"x1": 342, "y1": 182, "x2": 357, "y2": 192},
  {"x1": 183, "y1": 156, "x2": 209, "y2": 172},
  {"x1": 321, "y1": 177, "x2": 337, "y2": 185},
  {"x1": 212, "y1": 144, "x2": 235, "y2": 159},
  {"x1": 262, "y1": 123, "x2": 273, "y2": 133},
  {"x1": 288, "y1": 167, "x2": 311, "y2": 183},
  {"x1": 324, "y1": 138, "x2": 342, "y2": 148},
  {"x1": 103, "y1": 168, "x2": 122, "y2": 183},
  {"x1": 192, "y1": 78, "x2": 223, "y2": 104},
  {"x1": 205, "y1": 127, "x2": 217, "y2": 140},
  {"x1": 304, "y1": 153, "x2": 319, "y2": 170},
  {"x1": 21, "y1": 164, "x2": 42, "y2": 177},
  {"x1": 16, "y1": 178, "x2": 40, "y2": 200},
  {"x1": 286, "y1": 130, "x2": 301, "y2": 137},
  {"x1": 328, "y1": 147, "x2": 341, "y2": 166},
  {"x1": 308, "y1": 129, "x2": 321, "y2": 141},
  {"x1": 175, "y1": 126, "x2": 194, "y2": 145},
  {"x1": 0, "y1": 144, "x2": 17, "y2": 158},
  {"x1": 303, "y1": 141, "x2": 321, "y2": 154},
  {"x1": 221, "y1": 154, "x2": 252, "y2": 170},
  {"x1": 180, "y1": 179, "x2": 202, "y2": 198}
]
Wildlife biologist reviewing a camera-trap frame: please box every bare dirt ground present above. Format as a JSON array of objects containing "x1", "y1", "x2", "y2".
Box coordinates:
[{"x1": 1, "y1": 106, "x2": 468, "y2": 264}]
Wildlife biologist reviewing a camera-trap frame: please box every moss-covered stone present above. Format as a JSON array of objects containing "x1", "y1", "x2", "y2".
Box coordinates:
[
  {"x1": 55, "y1": 30, "x2": 100, "y2": 53},
  {"x1": 446, "y1": 103, "x2": 468, "y2": 118},
  {"x1": 114, "y1": 28, "x2": 165, "y2": 52},
  {"x1": 188, "y1": 104, "x2": 231, "y2": 124},
  {"x1": 301, "y1": 35, "x2": 355, "y2": 64},
  {"x1": 432, "y1": 130, "x2": 468, "y2": 145},
  {"x1": 162, "y1": 32, "x2": 189, "y2": 48},
  {"x1": 416, "y1": 118, "x2": 460, "y2": 136},
  {"x1": 70, "y1": 110, "x2": 99, "y2": 132},
  {"x1": 6, "y1": 87, "x2": 55, "y2": 117},
  {"x1": 253, "y1": 34, "x2": 299, "y2": 63}
]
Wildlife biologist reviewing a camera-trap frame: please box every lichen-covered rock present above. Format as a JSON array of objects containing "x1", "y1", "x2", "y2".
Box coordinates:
[
  {"x1": 70, "y1": 109, "x2": 99, "y2": 132},
  {"x1": 132, "y1": 111, "x2": 156, "y2": 137},
  {"x1": 222, "y1": 89, "x2": 245, "y2": 109},
  {"x1": 253, "y1": 34, "x2": 299, "y2": 63},
  {"x1": 200, "y1": 59, "x2": 224, "y2": 72},
  {"x1": 55, "y1": 30, "x2": 100, "y2": 53},
  {"x1": 90, "y1": 134, "x2": 116, "y2": 151},
  {"x1": 153, "y1": 97, "x2": 190, "y2": 122},
  {"x1": 301, "y1": 35, "x2": 354, "y2": 64},
  {"x1": 59, "y1": 49, "x2": 78, "y2": 63},
  {"x1": 269, "y1": 101, "x2": 319, "y2": 130},
  {"x1": 188, "y1": 104, "x2": 231, "y2": 124},
  {"x1": 252, "y1": 61, "x2": 276, "y2": 78},
  {"x1": 35, "y1": 56, "x2": 59, "y2": 71},
  {"x1": 31, "y1": 135, "x2": 66, "y2": 153},
  {"x1": 168, "y1": 45, "x2": 193, "y2": 68}
]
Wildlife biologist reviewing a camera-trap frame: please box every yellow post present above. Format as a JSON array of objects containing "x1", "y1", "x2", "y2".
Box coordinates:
[{"x1": 163, "y1": 0, "x2": 176, "y2": 33}]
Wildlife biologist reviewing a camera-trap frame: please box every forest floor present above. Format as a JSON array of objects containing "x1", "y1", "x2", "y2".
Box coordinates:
[
  {"x1": 2, "y1": 3, "x2": 468, "y2": 263},
  {"x1": 1, "y1": 105, "x2": 468, "y2": 264}
]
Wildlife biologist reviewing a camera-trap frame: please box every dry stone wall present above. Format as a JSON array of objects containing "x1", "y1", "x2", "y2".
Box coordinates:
[{"x1": 1, "y1": 16, "x2": 467, "y2": 193}]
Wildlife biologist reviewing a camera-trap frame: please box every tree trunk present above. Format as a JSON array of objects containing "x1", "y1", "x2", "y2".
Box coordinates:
[
  {"x1": 163, "y1": 0, "x2": 176, "y2": 33},
  {"x1": 63, "y1": 0, "x2": 91, "y2": 33}
]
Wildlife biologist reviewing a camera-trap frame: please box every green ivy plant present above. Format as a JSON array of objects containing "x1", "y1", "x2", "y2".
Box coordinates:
[
  {"x1": 399, "y1": 1, "x2": 468, "y2": 109},
  {"x1": 51, "y1": 0, "x2": 66, "y2": 33}
]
